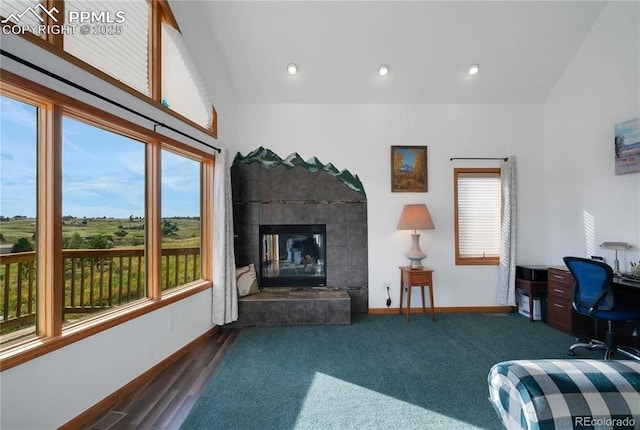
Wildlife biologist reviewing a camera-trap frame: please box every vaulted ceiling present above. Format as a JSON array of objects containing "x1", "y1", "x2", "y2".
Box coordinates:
[{"x1": 170, "y1": 1, "x2": 608, "y2": 104}]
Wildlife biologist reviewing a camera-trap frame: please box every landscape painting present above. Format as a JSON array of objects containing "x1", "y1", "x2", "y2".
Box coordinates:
[
  {"x1": 614, "y1": 117, "x2": 640, "y2": 175},
  {"x1": 391, "y1": 145, "x2": 428, "y2": 192}
]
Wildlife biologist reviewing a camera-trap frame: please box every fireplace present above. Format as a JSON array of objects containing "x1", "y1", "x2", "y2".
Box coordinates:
[
  {"x1": 232, "y1": 149, "x2": 369, "y2": 312},
  {"x1": 259, "y1": 224, "x2": 327, "y2": 287}
]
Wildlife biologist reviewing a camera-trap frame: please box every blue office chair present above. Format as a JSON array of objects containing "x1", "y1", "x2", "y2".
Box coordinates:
[{"x1": 563, "y1": 256, "x2": 640, "y2": 360}]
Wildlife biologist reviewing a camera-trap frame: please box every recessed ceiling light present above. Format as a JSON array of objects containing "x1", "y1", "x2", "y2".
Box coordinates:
[
  {"x1": 378, "y1": 64, "x2": 390, "y2": 77},
  {"x1": 287, "y1": 63, "x2": 298, "y2": 76},
  {"x1": 467, "y1": 64, "x2": 480, "y2": 76}
]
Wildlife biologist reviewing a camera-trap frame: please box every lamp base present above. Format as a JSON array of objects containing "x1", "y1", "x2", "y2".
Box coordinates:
[
  {"x1": 405, "y1": 233, "x2": 426, "y2": 269},
  {"x1": 407, "y1": 259, "x2": 425, "y2": 269}
]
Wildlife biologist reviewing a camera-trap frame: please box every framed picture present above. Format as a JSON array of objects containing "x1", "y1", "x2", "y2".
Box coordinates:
[
  {"x1": 391, "y1": 145, "x2": 428, "y2": 192},
  {"x1": 615, "y1": 117, "x2": 640, "y2": 175}
]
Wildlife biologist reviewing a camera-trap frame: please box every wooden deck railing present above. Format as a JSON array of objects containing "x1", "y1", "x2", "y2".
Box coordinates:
[
  {"x1": 0, "y1": 252, "x2": 36, "y2": 331},
  {"x1": 0, "y1": 247, "x2": 201, "y2": 331}
]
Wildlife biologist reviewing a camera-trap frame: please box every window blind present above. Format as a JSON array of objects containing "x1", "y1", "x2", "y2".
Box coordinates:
[
  {"x1": 1, "y1": 0, "x2": 45, "y2": 28},
  {"x1": 457, "y1": 171, "x2": 501, "y2": 259},
  {"x1": 64, "y1": 0, "x2": 149, "y2": 96},
  {"x1": 161, "y1": 23, "x2": 212, "y2": 129}
]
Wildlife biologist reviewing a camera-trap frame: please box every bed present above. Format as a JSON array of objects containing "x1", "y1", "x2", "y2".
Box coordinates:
[{"x1": 487, "y1": 359, "x2": 640, "y2": 430}]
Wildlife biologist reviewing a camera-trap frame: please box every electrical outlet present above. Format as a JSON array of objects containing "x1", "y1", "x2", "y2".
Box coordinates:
[{"x1": 384, "y1": 282, "x2": 391, "y2": 290}]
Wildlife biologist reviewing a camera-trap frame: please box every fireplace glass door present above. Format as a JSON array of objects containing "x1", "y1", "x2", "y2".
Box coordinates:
[{"x1": 259, "y1": 224, "x2": 326, "y2": 287}]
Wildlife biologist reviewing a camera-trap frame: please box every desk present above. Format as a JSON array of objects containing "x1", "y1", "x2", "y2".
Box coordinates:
[
  {"x1": 399, "y1": 266, "x2": 435, "y2": 322},
  {"x1": 515, "y1": 279, "x2": 547, "y2": 322},
  {"x1": 548, "y1": 266, "x2": 640, "y2": 348},
  {"x1": 615, "y1": 274, "x2": 640, "y2": 289},
  {"x1": 603, "y1": 275, "x2": 640, "y2": 348}
]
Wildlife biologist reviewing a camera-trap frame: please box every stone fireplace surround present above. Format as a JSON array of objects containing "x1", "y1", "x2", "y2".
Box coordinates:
[{"x1": 231, "y1": 151, "x2": 368, "y2": 319}]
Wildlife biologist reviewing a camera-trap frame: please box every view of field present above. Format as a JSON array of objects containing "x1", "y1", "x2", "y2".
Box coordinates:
[
  {"x1": 0, "y1": 216, "x2": 202, "y2": 340},
  {"x1": 1, "y1": 96, "x2": 204, "y2": 341},
  {"x1": 0, "y1": 216, "x2": 201, "y2": 251}
]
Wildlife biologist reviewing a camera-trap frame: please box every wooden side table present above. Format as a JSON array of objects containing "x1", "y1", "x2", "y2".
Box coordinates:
[{"x1": 399, "y1": 266, "x2": 435, "y2": 322}]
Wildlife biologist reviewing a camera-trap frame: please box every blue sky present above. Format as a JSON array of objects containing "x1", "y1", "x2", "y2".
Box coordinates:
[
  {"x1": 397, "y1": 148, "x2": 417, "y2": 168},
  {"x1": 1, "y1": 96, "x2": 200, "y2": 218}
]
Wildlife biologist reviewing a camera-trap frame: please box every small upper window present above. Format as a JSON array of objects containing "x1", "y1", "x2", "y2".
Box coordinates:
[
  {"x1": 1, "y1": 0, "x2": 45, "y2": 29},
  {"x1": 161, "y1": 23, "x2": 212, "y2": 128},
  {"x1": 64, "y1": 0, "x2": 150, "y2": 95}
]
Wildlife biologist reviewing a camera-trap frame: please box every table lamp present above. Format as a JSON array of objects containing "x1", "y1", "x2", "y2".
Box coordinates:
[
  {"x1": 397, "y1": 204, "x2": 435, "y2": 269},
  {"x1": 599, "y1": 242, "x2": 631, "y2": 274}
]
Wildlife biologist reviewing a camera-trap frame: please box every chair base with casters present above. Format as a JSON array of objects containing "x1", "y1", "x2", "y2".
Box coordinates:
[
  {"x1": 563, "y1": 256, "x2": 640, "y2": 362},
  {"x1": 567, "y1": 320, "x2": 640, "y2": 360}
]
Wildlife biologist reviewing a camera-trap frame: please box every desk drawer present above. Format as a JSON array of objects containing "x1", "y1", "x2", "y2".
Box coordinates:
[
  {"x1": 547, "y1": 296, "x2": 572, "y2": 334},
  {"x1": 548, "y1": 268, "x2": 573, "y2": 300},
  {"x1": 548, "y1": 284, "x2": 572, "y2": 300},
  {"x1": 548, "y1": 268, "x2": 573, "y2": 287}
]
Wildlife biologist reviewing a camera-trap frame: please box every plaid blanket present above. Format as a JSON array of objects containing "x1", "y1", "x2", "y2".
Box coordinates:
[{"x1": 488, "y1": 359, "x2": 640, "y2": 430}]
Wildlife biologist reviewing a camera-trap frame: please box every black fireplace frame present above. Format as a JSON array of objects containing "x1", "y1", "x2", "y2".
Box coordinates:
[{"x1": 259, "y1": 224, "x2": 327, "y2": 287}]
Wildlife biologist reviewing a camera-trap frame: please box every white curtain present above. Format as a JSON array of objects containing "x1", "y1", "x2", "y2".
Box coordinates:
[
  {"x1": 497, "y1": 156, "x2": 517, "y2": 306},
  {"x1": 211, "y1": 148, "x2": 238, "y2": 325}
]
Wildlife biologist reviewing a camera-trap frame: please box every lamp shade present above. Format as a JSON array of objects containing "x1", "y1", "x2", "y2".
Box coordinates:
[
  {"x1": 600, "y1": 242, "x2": 631, "y2": 250},
  {"x1": 397, "y1": 204, "x2": 435, "y2": 231}
]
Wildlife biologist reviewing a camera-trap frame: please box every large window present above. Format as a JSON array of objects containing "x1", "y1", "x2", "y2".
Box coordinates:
[
  {"x1": 454, "y1": 168, "x2": 501, "y2": 265},
  {"x1": 161, "y1": 149, "x2": 201, "y2": 291},
  {"x1": 62, "y1": 116, "x2": 147, "y2": 326},
  {"x1": 0, "y1": 74, "x2": 213, "y2": 370},
  {"x1": 0, "y1": 95, "x2": 39, "y2": 346}
]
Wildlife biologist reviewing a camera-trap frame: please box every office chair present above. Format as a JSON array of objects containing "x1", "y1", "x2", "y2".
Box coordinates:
[{"x1": 563, "y1": 256, "x2": 640, "y2": 360}]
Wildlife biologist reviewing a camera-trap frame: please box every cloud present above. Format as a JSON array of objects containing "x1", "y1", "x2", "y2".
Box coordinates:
[
  {"x1": 1, "y1": 107, "x2": 200, "y2": 218},
  {"x1": 162, "y1": 151, "x2": 200, "y2": 191},
  {"x1": 63, "y1": 136, "x2": 98, "y2": 160}
]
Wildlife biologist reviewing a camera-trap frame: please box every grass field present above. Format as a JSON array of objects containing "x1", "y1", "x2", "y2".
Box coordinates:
[
  {"x1": 1, "y1": 216, "x2": 202, "y2": 338},
  {"x1": 0, "y1": 216, "x2": 201, "y2": 250}
]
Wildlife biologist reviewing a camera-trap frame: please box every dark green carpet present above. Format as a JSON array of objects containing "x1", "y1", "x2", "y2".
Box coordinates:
[{"x1": 181, "y1": 313, "x2": 600, "y2": 430}]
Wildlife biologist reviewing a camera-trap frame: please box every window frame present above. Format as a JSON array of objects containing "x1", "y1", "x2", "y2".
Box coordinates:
[
  {"x1": 0, "y1": 87, "x2": 47, "y2": 340},
  {"x1": 0, "y1": 0, "x2": 217, "y2": 138},
  {"x1": 159, "y1": 146, "x2": 205, "y2": 293},
  {"x1": 453, "y1": 167, "x2": 501, "y2": 266},
  {"x1": 0, "y1": 68, "x2": 214, "y2": 371}
]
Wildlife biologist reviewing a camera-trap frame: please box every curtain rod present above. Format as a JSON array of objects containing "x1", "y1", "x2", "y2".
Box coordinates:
[
  {"x1": 450, "y1": 157, "x2": 508, "y2": 161},
  {"x1": 0, "y1": 49, "x2": 221, "y2": 153}
]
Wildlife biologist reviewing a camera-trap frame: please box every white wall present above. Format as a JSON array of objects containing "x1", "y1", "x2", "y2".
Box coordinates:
[
  {"x1": 232, "y1": 1, "x2": 640, "y2": 309},
  {"x1": 0, "y1": 291, "x2": 214, "y2": 429},
  {"x1": 541, "y1": 1, "x2": 640, "y2": 269},
  {"x1": 233, "y1": 104, "x2": 545, "y2": 309},
  {"x1": 0, "y1": 31, "x2": 237, "y2": 428}
]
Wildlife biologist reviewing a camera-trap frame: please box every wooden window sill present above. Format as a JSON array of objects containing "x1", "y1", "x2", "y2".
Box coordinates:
[{"x1": 0, "y1": 280, "x2": 211, "y2": 372}]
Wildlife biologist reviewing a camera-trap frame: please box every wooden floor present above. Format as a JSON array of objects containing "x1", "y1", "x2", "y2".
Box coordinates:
[{"x1": 83, "y1": 328, "x2": 239, "y2": 430}]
